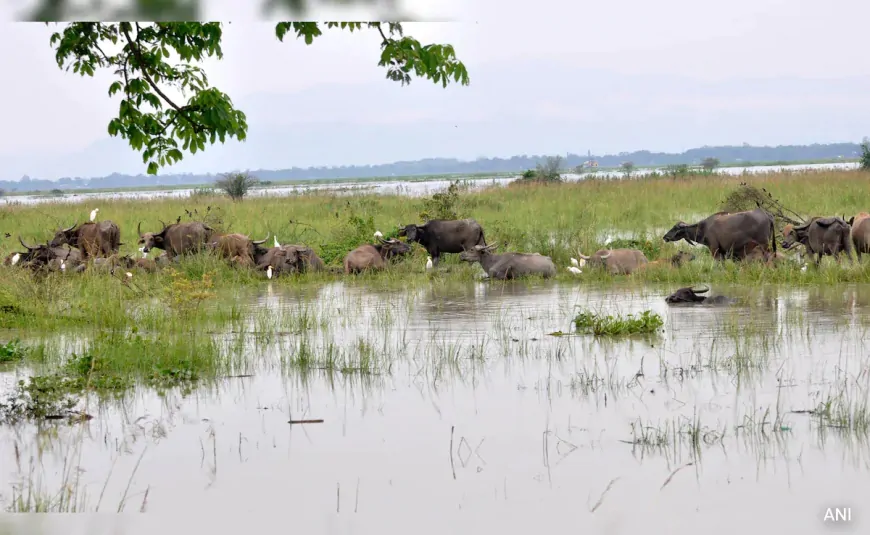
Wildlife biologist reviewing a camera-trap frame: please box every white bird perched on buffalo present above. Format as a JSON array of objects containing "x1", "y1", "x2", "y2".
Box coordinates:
[
  {"x1": 89, "y1": 208, "x2": 99, "y2": 222},
  {"x1": 273, "y1": 236, "x2": 280, "y2": 248},
  {"x1": 374, "y1": 230, "x2": 383, "y2": 239},
  {"x1": 425, "y1": 256, "x2": 433, "y2": 270}
]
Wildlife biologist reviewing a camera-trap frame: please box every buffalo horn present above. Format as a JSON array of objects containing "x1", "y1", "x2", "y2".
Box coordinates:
[
  {"x1": 599, "y1": 250, "x2": 612, "y2": 259},
  {"x1": 62, "y1": 223, "x2": 76, "y2": 233},
  {"x1": 137, "y1": 221, "x2": 143, "y2": 236},
  {"x1": 18, "y1": 236, "x2": 35, "y2": 250},
  {"x1": 251, "y1": 232, "x2": 270, "y2": 245},
  {"x1": 692, "y1": 286, "x2": 710, "y2": 294}
]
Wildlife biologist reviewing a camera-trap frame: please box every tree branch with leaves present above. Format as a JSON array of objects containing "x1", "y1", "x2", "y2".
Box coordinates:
[{"x1": 47, "y1": 22, "x2": 470, "y2": 175}]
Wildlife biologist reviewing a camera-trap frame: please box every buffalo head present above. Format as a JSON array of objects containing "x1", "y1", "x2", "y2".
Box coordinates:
[
  {"x1": 459, "y1": 243, "x2": 499, "y2": 263},
  {"x1": 781, "y1": 223, "x2": 808, "y2": 250},
  {"x1": 397, "y1": 224, "x2": 421, "y2": 242},
  {"x1": 48, "y1": 223, "x2": 79, "y2": 248},
  {"x1": 663, "y1": 222, "x2": 697, "y2": 245},
  {"x1": 378, "y1": 237, "x2": 412, "y2": 259},
  {"x1": 665, "y1": 286, "x2": 709, "y2": 304},
  {"x1": 137, "y1": 221, "x2": 167, "y2": 253}
]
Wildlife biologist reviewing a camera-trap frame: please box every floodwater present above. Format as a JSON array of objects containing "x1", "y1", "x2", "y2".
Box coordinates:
[
  {"x1": 2, "y1": 161, "x2": 859, "y2": 207},
  {"x1": 1, "y1": 281, "x2": 869, "y2": 534}
]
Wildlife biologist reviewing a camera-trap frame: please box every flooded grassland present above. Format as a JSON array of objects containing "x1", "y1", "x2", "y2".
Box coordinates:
[{"x1": 0, "y1": 169, "x2": 869, "y2": 533}]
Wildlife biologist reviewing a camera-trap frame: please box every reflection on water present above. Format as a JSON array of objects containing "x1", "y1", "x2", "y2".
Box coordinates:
[
  {"x1": 3, "y1": 162, "x2": 858, "y2": 207},
  {"x1": 1, "y1": 281, "x2": 869, "y2": 533}
]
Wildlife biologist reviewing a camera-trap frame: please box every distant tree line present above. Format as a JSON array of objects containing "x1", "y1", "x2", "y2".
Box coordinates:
[{"x1": 2, "y1": 142, "x2": 863, "y2": 194}]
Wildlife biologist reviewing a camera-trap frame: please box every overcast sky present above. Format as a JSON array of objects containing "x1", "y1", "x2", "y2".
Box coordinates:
[{"x1": 0, "y1": 0, "x2": 868, "y2": 180}]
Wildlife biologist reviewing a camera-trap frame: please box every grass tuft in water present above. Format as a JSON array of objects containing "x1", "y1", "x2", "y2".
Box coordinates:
[{"x1": 573, "y1": 309, "x2": 664, "y2": 336}]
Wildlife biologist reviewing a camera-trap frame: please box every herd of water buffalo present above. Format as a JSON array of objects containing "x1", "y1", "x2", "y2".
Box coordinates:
[{"x1": 2, "y1": 208, "x2": 869, "y2": 299}]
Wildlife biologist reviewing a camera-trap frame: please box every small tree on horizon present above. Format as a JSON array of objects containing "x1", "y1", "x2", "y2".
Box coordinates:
[
  {"x1": 860, "y1": 139, "x2": 870, "y2": 171},
  {"x1": 215, "y1": 172, "x2": 258, "y2": 201},
  {"x1": 621, "y1": 161, "x2": 635, "y2": 177},
  {"x1": 701, "y1": 157, "x2": 720, "y2": 173}
]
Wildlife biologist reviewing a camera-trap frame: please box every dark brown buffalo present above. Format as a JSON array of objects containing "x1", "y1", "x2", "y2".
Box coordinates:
[
  {"x1": 782, "y1": 217, "x2": 853, "y2": 265},
  {"x1": 344, "y1": 238, "x2": 412, "y2": 274},
  {"x1": 254, "y1": 244, "x2": 325, "y2": 276},
  {"x1": 663, "y1": 208, "x2": 777, "y2": 261},
  {"x1": 207, "y1": 232, "x2": 270, "y2": 266},
  {"x1": 397, "y1": 218, "x2": 486, "y2": 267},
  {"x1": 49, "y1": 220, "x2": 121, "y2": 258},
  {"x1": 15, "y1": 236, "x2": 85, "y2": 272},
  {"x1": 665, "y1": 286, "x2": 736, "y2": 305},
  {"x1": 848, "y1": 212, "x2": 870, "y2": 260},
  {"x1": 137, "y1": 221, "x2": 215, "y2": 257}
]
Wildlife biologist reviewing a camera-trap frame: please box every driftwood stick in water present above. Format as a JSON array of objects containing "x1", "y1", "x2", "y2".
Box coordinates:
[{"x1": 288, "y1": 419, "x2": 325, "y2": 424}]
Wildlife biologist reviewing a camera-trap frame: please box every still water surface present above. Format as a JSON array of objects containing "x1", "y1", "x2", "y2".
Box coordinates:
[{"x1": 0, "y1": 281, "x2": 868, "y2": 533}]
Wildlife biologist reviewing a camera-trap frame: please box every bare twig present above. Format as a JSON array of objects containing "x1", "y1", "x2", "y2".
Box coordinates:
[{"x1": 589, "y1": 477, "x2": 620, "y2": 513}]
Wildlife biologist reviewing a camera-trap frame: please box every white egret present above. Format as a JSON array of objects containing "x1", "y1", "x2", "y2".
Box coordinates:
[
  {"x1": 60, "y1": 259, "x2": 66, "y2": 272},
  {"x1": 425, "y1": 256, "x2": 433, "y2": 270},
  {"x1": 567, "y1": 266, "x2": 582, "y2": 275},
  {"x1": 273, "y1": 236, "x2": 280, "y2": 248},
  {"x1": 266, "y1": 265, "x2": 273, "y2": 279},
  {"x1": 570, "y1": 257, "x2": 579, "y2": 267},
  {"x1": 126, "y1": 272, "x2": 133, "y2": 279},
  {"x1": 374, "y1": 230, "x2": 383, "y2": 239},
  {"x1": 603, "y1": 236, "x2": 613, "y2": 246},
  {"x1": 89, "y1": 208, "x2": 99, "y2": 222},
  {"x1": 11, "y1": 253, "x2": 20, "y2": 265}
]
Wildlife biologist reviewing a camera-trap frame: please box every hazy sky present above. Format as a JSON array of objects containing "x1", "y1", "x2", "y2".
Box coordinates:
[{"x1": 0, "y1": 0, "x2": 868, "y2": 180}]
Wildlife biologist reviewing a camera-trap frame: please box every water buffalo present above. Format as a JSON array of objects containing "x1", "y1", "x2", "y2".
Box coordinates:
[
  {"x1": 255, "y1": 244, "x2": 325, "y2": 276},
  {"x1": 344, "y1": 238, "x2": 412, "y2": 275},
  {"x1": 576, "y1": 248, "x2": 649, "y2": 275},
  {"x1": 49, "y1": 220, "x2": 121, "y2": 258},
  {"x1": 782, "y1": 217, "x2": 853, "y2": 265},
  {"x1": 636, "y1": 251, "x2": 695, "y2": 271},
  {"x1": 137, "y1": 221, "x2": 215, "y2": 257},
  {"x1": 88, "y1": 254, "x2": 160, "y2": 274},
  {"x1": 15, "y1": 236, "x2": 85, "y2": 272},
  {"x1": 665, "y1": 286, "x2": 736, "y2": 305},
  {"x1": 458, "y1": 243, "x2": 556, "y2": 280},
  {"x1": 207, "y1": 232, "x2": 270, "y2": 266},
  {"x1": 662, "y1": 208, "x2": 777, "y2": 261},
  {"x1": 397, "y1": 218, "x2": 486, "y2": 267},
  {"x1": 848, "y1": 212, "x2": 870, "y2": 260}
]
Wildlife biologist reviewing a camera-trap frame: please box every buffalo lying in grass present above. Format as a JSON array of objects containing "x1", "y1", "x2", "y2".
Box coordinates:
[
  {"x1": 577, "y1": 248, "x2": 649, "y2": 275},
  {"x1": 459, "y1": 243, "x2": 556, "y2": 280},
  {"x1": 344, "y1": 238, "x2": 411, "y2": 275}
]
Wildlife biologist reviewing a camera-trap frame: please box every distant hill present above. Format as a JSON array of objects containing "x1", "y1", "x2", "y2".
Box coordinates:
[{"x1": 1, "y1": 142, "x2": 862, "y2": 194}]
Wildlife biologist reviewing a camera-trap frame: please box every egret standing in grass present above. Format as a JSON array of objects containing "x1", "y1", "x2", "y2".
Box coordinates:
[
  {"x1": 567, "y1": 266, "x2": 582, "y2": 275},
  {"x1": 60, "y1": 259, "x2": 66, "y2": 272},
  {"x1": 425, "y1": 256, "x2": 433, "y2": 271},
  {"x1": 273, "y1": 236, "x2": 280, "y2": 248},
  {"x1": 570, "y1": 257, "x2": 579, "y2": 267},
  {"x1": 11, "y1": 253, "x2": 20, "y2": 265},
  {"x1": 89, "y1": 208, "x2": 99, "y2": 222},
  {"x1": 374, "y1": 230, "x2": 383, "y2": 239},
  {"x1": 266, "y1": 266, "x2": 273, "y2": 279}
]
